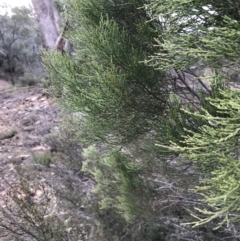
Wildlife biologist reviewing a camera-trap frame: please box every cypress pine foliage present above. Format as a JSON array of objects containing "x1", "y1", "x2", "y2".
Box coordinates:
[
  {"x1": 83, "y1": 146, "x2": 144, "y2": 222},
  {"x1": 147, "y1": 0, "x2": 240, "y2": 228},
  {"x1": 160, "y1": 89, "x2": 240, "y2": 227},
  {"x1": 44, "y1": 0, "x2": 240, "y2": 238},
  {"x1": 147, "y1": 1, "x2": 240, "y2": 84},
  {"x1": 82, "y1": 145, "x2": 173, "y2": 240},
  {"x1": 148, "y1": 0, "x2": 240, "y2": 27},
  {"x1": 44, "y1": 1, "x2": 207, "y2": 238},
  {"x1": 44, "y1": 0, "x2": 171, "y2": 145}
]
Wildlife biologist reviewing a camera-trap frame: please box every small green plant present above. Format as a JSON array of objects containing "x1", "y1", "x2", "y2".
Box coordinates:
[
  {"x1": 17, "y1": 73, "x2": 39, "y2": 86},
  {"x1": 31, "y1": 151, "x2": 52, "y2": 168}
]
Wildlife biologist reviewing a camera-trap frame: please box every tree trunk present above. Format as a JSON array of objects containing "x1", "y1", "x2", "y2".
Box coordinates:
[{"x1": 31, "y1": 0, "x2": 59, "y2": 50}]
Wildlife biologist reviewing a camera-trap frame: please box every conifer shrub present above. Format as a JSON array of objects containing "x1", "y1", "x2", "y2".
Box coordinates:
[{"x1": 43, "y1": 0, "x2": 240, "y2": 239}]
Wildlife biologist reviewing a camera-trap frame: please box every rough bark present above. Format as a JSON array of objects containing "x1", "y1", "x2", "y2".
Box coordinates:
[{"x1": 31, "y1": 0, "x2": 59, "y2": 50}]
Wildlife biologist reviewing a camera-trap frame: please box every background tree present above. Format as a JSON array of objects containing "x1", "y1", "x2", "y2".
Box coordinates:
[
  {"x1": 31, "y1": 0, "x2": 60, "y2": 50},
  {"x1": 0, "y1": 6, "x2": 43, "y2": 85}
]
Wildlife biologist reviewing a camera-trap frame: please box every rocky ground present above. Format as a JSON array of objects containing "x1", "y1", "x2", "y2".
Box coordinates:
[
  {"x1": 0, "y1": 80, "x2": 93, "y2": 240},
  {"x1": 0, "y1": 81, "x2": 59, "y2": 239},
  {"x1": 0, "y1": 82, "x2": 59, "y2": 179}
]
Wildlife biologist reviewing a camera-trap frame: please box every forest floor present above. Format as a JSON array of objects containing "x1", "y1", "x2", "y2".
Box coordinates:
[
  {"x1": 0, "y1": 80, "x2": 93, "y2": 240},
  {"x1": 0, "y1": 80, "x2": 60, "y2": 240}
]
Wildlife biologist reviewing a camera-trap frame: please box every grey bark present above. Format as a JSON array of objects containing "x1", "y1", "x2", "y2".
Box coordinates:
[{"x1": 31, "y1": 0, "x2": 59, "y2": 50}]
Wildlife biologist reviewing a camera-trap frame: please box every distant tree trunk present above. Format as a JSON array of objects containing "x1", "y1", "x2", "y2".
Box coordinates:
[
  {"x1": 31, "y1": 0, "x2": 59, "y2": 50},
  {"x1": 7, "y1": 57, "x2": 14, "y2": 85}
]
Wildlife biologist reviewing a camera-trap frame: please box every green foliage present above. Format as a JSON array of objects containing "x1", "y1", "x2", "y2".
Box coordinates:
[
  {"x1": 146, "y1": 1, "x2": 240, "y2": 84},
  {"x1": 148, "y1": 0, "x2": 240, "y2": 29},
  {"x1": 145, "y1": 0, "x2": 240, "y2": 228},
  {"x1": 31, "y1": 151, "x2": 52, "y2": 168},
  {"x1": 82, "y1": 145, "x2": 176, "y2": 240},
  {"x1": 161, "y1": 89, "x2": 240, "y2": 227},
  {"x1": 44, "y1": 0, "x2": 240, "y2": 239},
  {"x1": 44, "y1": 0, "x2": 171, "y2": 145},
  {"x1": 83, "y1": 146, "x2": 143, "y2": 221}
]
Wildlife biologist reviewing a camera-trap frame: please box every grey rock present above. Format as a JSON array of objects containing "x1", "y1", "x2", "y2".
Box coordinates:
[
  {"x1": 0, "y1": 129, "x2": 17, "y2": 140},
  {"x1": 21, "y1": 115, "x2": 38, "y2": 126},
  {"x1": 23, "y1": 126, "x2": 35, "y2": 132}
]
